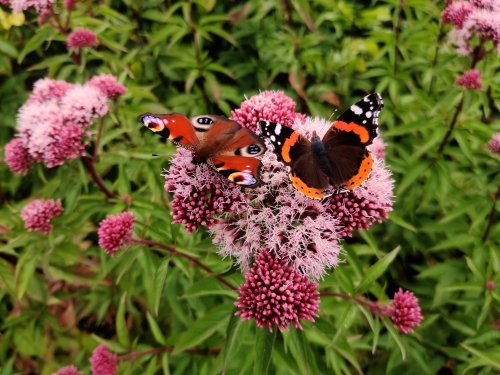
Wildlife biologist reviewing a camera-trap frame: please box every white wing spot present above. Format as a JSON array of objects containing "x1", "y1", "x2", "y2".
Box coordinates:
[
  {"x1": 277, "y1": 141, "x2": 281, "y2": 145},
  {"x1": 275, "y1": 124, "x2": 282, "y2": 135},
  {"x1": 362, "y1": 120, "x2": 367, "y2": 124},
  {"x1": 365, "y1": 111, "x2": 373, "y2": 118},
  {"x1": 370, "y1": 106, "x2": 373, "y2": 110},
  {"x1": 351, "y1": 104, "x2": 363, "y2": 115},
  {"x1": 270, "y1": 135, "x2": 276, "y2": 142}
]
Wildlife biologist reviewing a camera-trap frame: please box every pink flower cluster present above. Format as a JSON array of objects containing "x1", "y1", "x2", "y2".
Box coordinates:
[
  {"x1": 455, "y1": 69, "x2": 482, "y2": 89},
  {"x1": 67, "y1": 29, "x2": 98, "y2": 48},
  {"x1": 443, "y1": 0, "x2": 500, "y2": 55},
  {"x1": 89, "y1": 344, "x2": 118, "y2": 375},
  {"x1": 163, "y1": 149, "x2": 248, "y2": 233},
  {"x1": 4, "y1": 0, "x2": 54, "y2": 13},
  {"x1": 235, "y1": 250, "x2": 320, "y2": 332},
  {"x1": 231, "y1": 91, "x2": 306, "y2": 132},
  {"x1": 98, "y1": 212, "x2": 136, "y2": 256},
  {"x1": 5, "y1": 75, "x2": 126, "y2": 174},
  {"x1": 488, "y1": 132, "x2": 500, "y2": 153},
  {"x1": 21, "y1": 198, "x2": 63, "y2": 234},
  {"x1": 52, "y1": 344, "x2": 117, "y2": 375},
  {"x1": 389, "y1": 288, "x2": 424, "y2": 333}
]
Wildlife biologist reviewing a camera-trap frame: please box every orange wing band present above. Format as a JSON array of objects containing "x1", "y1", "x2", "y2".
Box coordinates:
[
  {"x1": 333, "y1": 121, "x2": 370, "y2": 143},
  {"x1": 343, "y1": 153, "x2": 374, "y2": 190},
  {"x1": 290, "y1": 173, "x2": 332, "y2": 199},
  {"x1": 281, "y1": 132, "x2": 301, "y2": 163}
]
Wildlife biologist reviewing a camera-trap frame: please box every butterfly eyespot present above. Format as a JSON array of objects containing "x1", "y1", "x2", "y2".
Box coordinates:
[
  {"x1": 248, "y1": 145, "x2": 261, "y2": 154},
  {"x1": 197, "y1": 117, "x2": 213, "y2": 125}
]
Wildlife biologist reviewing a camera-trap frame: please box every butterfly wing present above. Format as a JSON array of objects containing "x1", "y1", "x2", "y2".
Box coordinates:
[
  {"x1": 193, "y1": 115, "x2": 267, "y2": 187},
  {"x1": 211, "y1": 156, "x2": 263, "y2": 188},
  {"x1": 138, "y1": 113, "x2": 198, "y2": 150},
  {"x1": 322, "y1": 93, "x2": 383, "y2": 190},
  {"x1": 259, "y1": 120, "x2": 332, "y2": 199}
]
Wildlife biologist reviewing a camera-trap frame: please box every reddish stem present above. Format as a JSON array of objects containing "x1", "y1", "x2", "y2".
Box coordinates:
[
  {"x1": 81, "y1": 157, "x2": 115, "y2": 199},
  {"x1": 93, "y1": 117, "x2": 104, "y2": 164},
  {"x1": 320, "y1": 291, "x2": 388, "y2": 315},
  {"x1": 130, "y1": 238, "x2": 237, "y2": 291}
]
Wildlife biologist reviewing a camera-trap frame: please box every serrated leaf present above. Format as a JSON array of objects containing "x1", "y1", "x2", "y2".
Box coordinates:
[
  {"x1": 253, "y1": 327, "x2": 276, "y2": 375},
  {"x1": 173, "y1": 303, "x2": 233, "y2": 354},
  {"x1": 356, "y1": 246, "x2": 400, "y2": 293}
]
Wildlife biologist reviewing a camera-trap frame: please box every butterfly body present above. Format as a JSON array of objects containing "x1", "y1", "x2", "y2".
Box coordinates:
[
  {"x1": 259, "y1": 93, "x2": 383, "y2": 199},
  {"x1": 139, "y1": 113, "x2": 266, "y2": 187}
]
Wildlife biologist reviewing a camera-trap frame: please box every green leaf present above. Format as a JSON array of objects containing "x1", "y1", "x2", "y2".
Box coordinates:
[
  {"x1": 460, "y1": 343, "x2": 500, "y2": 369},
  {"x1": 284, "y1": 328, "x2": 319, "y2": 375},
  {"x1": 356, "y1": 246, "x2": 400, "y2": 293},
  {"x1": 382, "y1": 316, "x2": 406, "y2": 360},
  {"x1": 253, "y1": 327, "x2": 277, "y2": 375},
  {"x1": 153, "y1": 256, "x2": 170, "y2": 317},
  {"x1": 173, "y1": 303, "x2": 233, "y2": 354},
  {"x1": 222, "y1": 308, "x2": 243, "y2": 375},
  {"x1": 0, "y1": 38, "x2": 18, "y2": 58},
  {"x1": 18, "y1": 25, "x2": 52, "y2": 63},
  {"x1": 16, "y1": 248, "x2": 40, "y2": 300},
  {"x1": 329, "y1": 303, "x2": 357, "y2": 344},
  {"x1": 388, "y1": 212, "x2": 418, "y2": 232},
  {"x1": 359, "y1": 230, "x2": 381, "y2": 258},
  {"x1": 116, "y1": 292, "x2": 130, "y2": 348},
  {"x1": 162, "y1": 352, "x2": 171, "y2": 375},
  {"x1": 146, "y1": 311, "x2": 167, "y2": 346},
  {"x1": 27, "y1": 55, "x2": 72, "y2": 71}
]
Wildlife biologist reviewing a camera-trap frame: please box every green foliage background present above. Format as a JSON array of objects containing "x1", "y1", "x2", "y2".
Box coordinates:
[{"x1": 1, "y1": 0, "x2": 500, "y2": 374}]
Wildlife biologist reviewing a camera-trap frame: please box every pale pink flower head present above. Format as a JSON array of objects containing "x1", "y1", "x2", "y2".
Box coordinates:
[
  {"x1": 212, "y1": 149, "x2": 343, "y2": 279},
  {"x1": 28, "y1": 78, "x2": 73, "y2": 104},
  {"x1": 61, "y1": 85, "x2": 109, "y2": 126},
  {"x1": 52, "y1": 365, "x2": 83, "y2": 375},
  {"x1": 488, "y1": 132, "x2": 500, "y2": 154},
  {"x1": 231, "y1": 90, "x2": 306, "y2": 132},
  {"x1": 389, "y1": 288, "x2": 423, "y2": 334},
  {"x1": 37, "y1": 7, "x2": 52, "y2": 26},
  {"x1": 89, "y1": 344, "x2": 117, "y2": 375},
  {"x1": 442, "y1": 1, "x2": 475, "y2": 28},
  {"x1": 4, "y1": 138, "x2": 34, "y2": 175},
  {"x1": 235, "y1": 250, "x2": 320, "y2": 332},
  {"x1": 163, "y1": 149, "x2": 248, "y2": 233},
  {"x1": 455, "y1": 69, "x2": 482, "y2": 89},
  {"x1": 368, "y1": 137, "x2": 386, "y2": 160},
  {"x1": 88, "y1": 74, "x2": 127, "y2": 99},
  {"x1": 21, "y1": 199, "x2": 63, "y2": 234},
  {"x1": 67, "y1": 29, "x2": 98, "y2": 48},
  {"x1": 98, "y1": 212, "x2": 136, "y2": 256},
  {"x1": 0, "y1": 0, "x2": 10, "y2": 5},
  {"x1": 10, "y1": 0, "x2": 54, "y2": 13},
  {"x1": 17, "y1": 101, "x2": 87, "y2": 168}
]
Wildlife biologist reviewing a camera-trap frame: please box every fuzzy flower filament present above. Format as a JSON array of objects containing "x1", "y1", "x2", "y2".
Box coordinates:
[{"x1": 235, "y1": 250, "x2": 320, "y2": 332}]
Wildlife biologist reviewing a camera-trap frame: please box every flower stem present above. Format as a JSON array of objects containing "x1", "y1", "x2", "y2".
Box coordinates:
[
  {"x1": 93, "y1": 117, "x2": 104, "y2": 165},
  {"x1": 130, "y1": 238, "x2": 237, "y2": 291},
  {"x1": 435, "y1": 93, "x2": 464, "y2": 159},
  {"x1": 81, "y1": 157, "x2": 115, "y2": 199},
  {"x1": 320, "y1": 291, "x2": 387, "y2": 315},
  {"x1": 482, "y1": 184, "x2": 500, "y2": 242}
]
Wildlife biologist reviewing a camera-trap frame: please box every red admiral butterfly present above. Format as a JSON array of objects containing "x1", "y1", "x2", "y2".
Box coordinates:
[
  {"x1": 138, "y1": 113, "x2": 267, "y2": 187},
  {"x1": 259, "y1": 93, "x2": 383, "y2": 199}
]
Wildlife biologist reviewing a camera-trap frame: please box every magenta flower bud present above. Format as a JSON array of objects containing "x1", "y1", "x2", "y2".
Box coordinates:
[
  {"x1": 98, "y1": 212, "x2": 136, "y2": 256},
  {"x1": 89, "y1": 344, "x2": 118, "y2": 375},
  {"x1": 21, "y1": 199, "x2": 63, "y2": 234},
  {"x1": 67, "y1": 28, "x2": 98, "y2": 48},
  {"x1": 235, "y1": 250, "x2": 320, "y2": 332},
  {"x1": 389, "y1": 288, "x2": 424, "y2": 334},
  {"x1": 455, "y1": 69, "x2": 482, "y2": 90},
  {"x1": 488, "y1": 132, "x2": 500, "y2": 154},
  {"x1": 5, "y1": 138, "x2": 34, "y2": 175}
]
